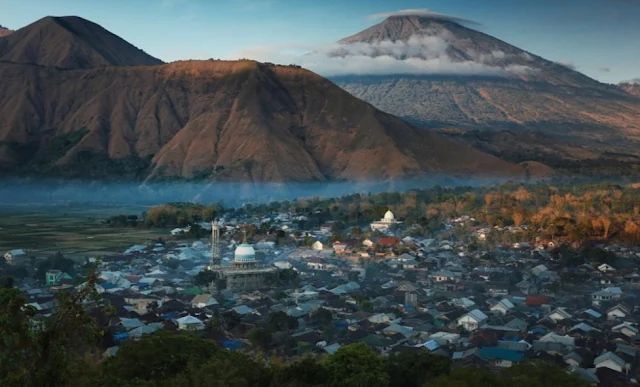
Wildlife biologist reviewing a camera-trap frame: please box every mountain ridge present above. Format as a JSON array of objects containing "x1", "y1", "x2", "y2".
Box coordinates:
[
  {"x1": 0, "y1": 57, "x2": 527, "y2": 182},
  {"x1": 0, "y1": 16, "x2": 163, "y2": 69},
  {"x1": 331, "y1": 15, "x2": 640, "y2": 164}
]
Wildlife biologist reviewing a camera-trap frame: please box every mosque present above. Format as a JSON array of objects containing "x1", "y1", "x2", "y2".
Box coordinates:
[
  {"x1": 369, "y1": 209, "x2": 401, "y2": 233},
  {"x1": 209, "y1": 221, "x2": 278, "y2": 291}
]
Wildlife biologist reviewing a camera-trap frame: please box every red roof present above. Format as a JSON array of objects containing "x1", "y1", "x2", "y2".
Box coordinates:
[
  {"x1": 525, "y1": 296, "x2": 550, "y2": 306},
  {"x1": 377, "y1": 237, "x2": 401, "y2": 246}
]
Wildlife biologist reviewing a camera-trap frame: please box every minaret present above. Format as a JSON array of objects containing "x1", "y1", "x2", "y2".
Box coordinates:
[{"x1": 209, "y1": 221, "x2": 221, "y2": 269}]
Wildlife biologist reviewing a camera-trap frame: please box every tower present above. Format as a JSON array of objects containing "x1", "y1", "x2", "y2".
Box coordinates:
[{"x1": 209, "y1": 221, "x2": 221, "y2": 269}]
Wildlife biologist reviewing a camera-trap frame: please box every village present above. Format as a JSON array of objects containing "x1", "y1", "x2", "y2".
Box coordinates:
[{"x1": 4, "y1": 206, "x2": 640, "y2": 387}]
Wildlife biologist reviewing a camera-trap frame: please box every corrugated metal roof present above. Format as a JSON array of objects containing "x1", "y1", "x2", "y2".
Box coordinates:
[{"x1": 480, "y1": 347, "x2": 525, "y2": 362}]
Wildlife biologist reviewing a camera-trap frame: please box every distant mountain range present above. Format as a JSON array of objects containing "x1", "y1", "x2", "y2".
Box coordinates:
[
  {"x1": 331, "y1": 15, "x2": 640, "y2": 171},
  {"x1": 620, "y1": 82, "x2": 640, "y2": 97},
  {"x1": 0, "y1": 25, "x2": 12, "y2": 37},
  {"x1": 0, "y1": 16, "x2": 527, "y2": 182}
]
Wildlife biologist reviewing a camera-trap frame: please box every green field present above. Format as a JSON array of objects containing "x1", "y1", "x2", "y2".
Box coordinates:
[{"x1": 0, "y1": 204, "x2": 170, "y2": 259}]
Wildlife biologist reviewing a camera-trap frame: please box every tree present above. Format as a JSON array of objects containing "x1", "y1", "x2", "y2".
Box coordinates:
[
  {"x1": 101, "y1": 331, "x2": 219, "y2": 382},
  {"x1": 194, "y1": 270, "x2": 218, "y2": 287},
  {"x1": 247, "y1": 328, "x2": 272, "y2": 351},
  {"x1": 323, "y1": 343, "x2": 389, "y2": 387},
  {"x1": 1, "y1": 271, "x2": 102, "y2": 386},
  {"x1": 272, "y1": 357, "x2": 327, "y2": 387},
  {"x1": 500, "y1": 361, "x2": 590, "y2": 387},
  {"x1": 34, "y1": 252, "x2": 75, "y2": 282},
  {"x1": 268, "y1": 311, "x2": 298, "y2": 332},
  {"x1": 311, "y1": 308, "x2": 333, "y2": 326},
  {"x1": 347, "y1": 271, "x2": 360, "y2": 282},
  {"x1": 430, "y1": 367, "x2": 501, "y2": 387},
  {"x1": 386, "y1": 352, "x2": 451, "y2": 387}
]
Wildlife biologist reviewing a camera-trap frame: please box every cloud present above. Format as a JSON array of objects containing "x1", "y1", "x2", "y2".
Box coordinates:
[
  {"x1": 233, "y1": 35, "x2": 536, "y2": 78},
  {"x1": 599, "y1": 67, "x2": 611, "y2": 73},
  {"x1": 367, "y1": 9, "x2": 480, "y2": 26}
]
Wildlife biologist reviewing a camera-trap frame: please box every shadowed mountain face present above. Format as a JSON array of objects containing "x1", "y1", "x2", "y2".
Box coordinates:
[
  {"x1": 0, "y1": 16, "x2": 526, "y2": 183},
  {"x1": 0, "y1": 16, "x2": 163, "y2": 69},
  {"x1": 0, "y1": 25, "x2": 12, "y2": 37},
  {"x1": 332, "y1": 15, "x2": 640, "y2": 162}
]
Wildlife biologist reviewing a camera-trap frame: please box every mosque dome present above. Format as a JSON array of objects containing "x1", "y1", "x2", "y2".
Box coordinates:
[
  {"x1": 384, "y1": 210, "x2": 395, "y2": 222},
  {"x1": 234, "y1": 243, "x2": 256, "y2": 262}
]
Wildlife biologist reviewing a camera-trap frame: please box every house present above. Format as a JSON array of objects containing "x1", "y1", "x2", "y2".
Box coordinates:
[
  {"x1": 594, "y1": 351, "x2": 626, "y2": 373},
  {"x1": 170, "y1": 228, "x2": 184, "y2": 236},
  {"x1": 4, "y1": 249, "x2": 26, "y2": 264},
  {"x1": 320, "y1": 224, "x2": 332, "y2": 234},
  {"x1": 607, "y1": 304, "x2": 630, "y2": 321},
  {"x1": 479, "y1": 347, "x2": 525, "y2": 367},
  {"x1": 598, "y1": 263, "x2": 616, "y2": 273},
  {"x1": 538, "y1": 333, "x2": 575, "y2": 349},
  {"x1": 191, "y1": 294, "x2": 219, "y2": 309},
  {"x1": 531, "y1": 264, "x2": 549, "y2": 277},
  {"x1": 487, "y1": 284, "x2": 509, "y2": 297},
  {"x1": 46, "y1": 270, "x2": 72, "y2": 286},
  {"x1": 457, "y1": 309, "x2": 489, "y2": 331},
  {"x1": 490, "y1": 299, "x2": 515, "y2": 316},
  {"x1": 312, "y1": 241, "x2": 324, "y2": 251},
  {"x1": 362, "y1": 239, "x2": 374, "y2": 248},
  {"x1": 431, "y1": 270, "x2": 456, "y2": 283},
  {"x1": 176, "y1": 315, "x2": 205, "y2": 331},
  {"x1": 563, "y1": 352, "x2": 584, "y2": 367},
  {"x1": 516, "y1": 279, "x2": 538, "y2": 295},
  {"x1": 546, "y1": 307, "x2": 572, "y2": 322},
  {"x1": 333, "y1": 242, "x2": 348, "y2": 254},
  {"x1": 377, "y1": 237, "x2": 401, "y2": 247},
  {"x1": 612, "y1": 322, "x2": 638, "y2": 338}
]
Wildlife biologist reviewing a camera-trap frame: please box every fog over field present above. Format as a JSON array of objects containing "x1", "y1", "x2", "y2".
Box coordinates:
[{"x1": 0, "y1": 177, "x2": 510, "y2": 208}]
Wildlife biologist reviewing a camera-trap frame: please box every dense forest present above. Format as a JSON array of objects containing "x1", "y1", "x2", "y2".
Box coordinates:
[{"x1": 0, "y1": 278, "x2": 590, "y2": 387}]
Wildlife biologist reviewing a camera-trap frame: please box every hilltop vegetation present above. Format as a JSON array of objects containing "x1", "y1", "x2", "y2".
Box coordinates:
[{"x1": 228, "y1": 181, "x2": 640, "y2": 246}]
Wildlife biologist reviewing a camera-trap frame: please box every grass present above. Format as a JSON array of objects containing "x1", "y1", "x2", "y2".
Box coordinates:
[{"x1": 0, "y1": 204, "x2": 170, "y2": 260}]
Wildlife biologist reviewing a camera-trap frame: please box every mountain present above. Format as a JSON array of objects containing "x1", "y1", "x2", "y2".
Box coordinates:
[
  {"x1": 0, "y1": 25, "x2": 12, "y2": 37},
  {"x1": 620, "y1": 82, "x2": 640, "y2": 98},
  {"x1": 0, "y1": 58, "x2": 526, "y2": 182},
  {"x1": 332, "y1": 15, "x2": 640, "y2": 168},
  {"x1": 0, "y1": 16, "x2": 163, "y2": 69}
]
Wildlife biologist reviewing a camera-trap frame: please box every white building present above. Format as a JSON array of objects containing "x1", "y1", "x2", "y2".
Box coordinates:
[
  {"x1": 176, "y1": 315, "x2": 205, "y2": 331},
  {"x1": 457, "y1": 309, "x2": 488, "y2": 331},
  {"x1": 594, "y1": 351, "x2": 626, "y2": 373},
  {"x1": 490, "y1": 299, "x2": 515, "y2": 316},
  {"x1": 312, "y1": 241, "x2": 324, "y2": 251},
  {"x1": 4, "y1": 249, "x2": 26, "y2": 264},
  {"x1": 598, "y1": 263, "x2": 616, "y2": 273},
  {"x1": 370, "y1": 210, "x2": 401, "y2": 233}
]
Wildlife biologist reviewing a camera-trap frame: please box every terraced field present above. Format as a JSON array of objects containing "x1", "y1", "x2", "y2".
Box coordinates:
[{"x1": 0, "y1": 205, "x2": 169, "y2": 259}]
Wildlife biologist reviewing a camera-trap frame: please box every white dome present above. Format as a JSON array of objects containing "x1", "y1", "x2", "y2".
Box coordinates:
[
  {"x1": 384, "y1": 210, "x2": 395, "y2": 222},
  {"x1": 234, "y1": 243, "x2": 256, "y2": 262}
]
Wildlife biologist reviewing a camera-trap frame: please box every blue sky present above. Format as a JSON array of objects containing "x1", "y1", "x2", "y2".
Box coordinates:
[{"x1": 1, "y1": 0, "x2": 639, "y2": 83}]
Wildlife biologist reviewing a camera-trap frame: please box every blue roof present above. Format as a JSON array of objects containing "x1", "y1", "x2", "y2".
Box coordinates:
[
  {"x1": 222, "y1": 340, "x2": 244, "y2": 350},
  {"x1": 480, "y1": 347, "x2": 525, "y2": 362},
  {"x1": 530, "y1": 327, "x2": 547, "y2": 334},
  {"x1": 114, "y1": 332, "x2": 130, "y2": 340},
  {"x1": 162, "y1": 312, "x2": 178, "y2": 320}
]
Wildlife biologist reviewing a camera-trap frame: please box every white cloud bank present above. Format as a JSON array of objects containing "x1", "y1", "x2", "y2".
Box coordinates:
[
  {"x1": 367, "y1": 8, "x2": 480, "y2": 26},
  {"x1": 233, "y1": 34, "x2": 536, "y2": 78}
]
